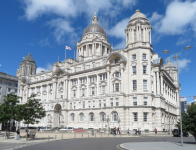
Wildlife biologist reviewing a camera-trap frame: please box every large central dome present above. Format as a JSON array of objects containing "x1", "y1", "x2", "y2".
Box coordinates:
[{"x1": 82, "y1": 13, "x2": 107, "y2": 37}]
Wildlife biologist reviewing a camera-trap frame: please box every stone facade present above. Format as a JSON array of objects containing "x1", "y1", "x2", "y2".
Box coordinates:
[
  {"x1": 17, "y1": 10, "x2": 180, "y2": 131},
  {"x1": 0, "y1": 72, "x2": 18, "y2": 103}
]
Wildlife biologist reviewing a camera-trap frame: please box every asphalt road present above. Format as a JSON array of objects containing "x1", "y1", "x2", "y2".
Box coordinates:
[{"x1": 16, "y1": 136, "x2": 195, "y2": 150}]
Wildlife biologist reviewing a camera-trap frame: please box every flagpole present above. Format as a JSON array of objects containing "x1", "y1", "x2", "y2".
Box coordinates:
[{"x1": 65, "y1": 45, "x2": 66, "y2": 61}]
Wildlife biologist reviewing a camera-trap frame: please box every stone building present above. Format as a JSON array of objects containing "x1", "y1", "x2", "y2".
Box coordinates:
[
  {"x1": 17, "y1": 10, "x2": 180, "y2": 131},
  {"x1": 0, "y1": 71, "x2": 18, "y2": 130}
]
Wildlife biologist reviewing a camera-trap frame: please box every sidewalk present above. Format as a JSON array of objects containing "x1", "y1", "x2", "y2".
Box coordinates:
[{"x1": 120, "y1": 142, "x2": 196, "y2": 150}]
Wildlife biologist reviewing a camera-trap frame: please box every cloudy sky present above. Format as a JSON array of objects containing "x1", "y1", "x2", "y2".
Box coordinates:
[{"x1": 0, "y1": 0, "x2": 195, "y2": 102}]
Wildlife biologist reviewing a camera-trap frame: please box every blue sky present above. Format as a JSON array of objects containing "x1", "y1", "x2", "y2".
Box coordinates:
[{"x1": 0, "y1": 0, "x2": 195, "y2": 102}]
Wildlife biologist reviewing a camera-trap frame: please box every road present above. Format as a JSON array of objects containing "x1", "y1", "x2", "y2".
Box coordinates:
[{"x1": 14, "y1": 136, "x2": 195, "y2": 150}]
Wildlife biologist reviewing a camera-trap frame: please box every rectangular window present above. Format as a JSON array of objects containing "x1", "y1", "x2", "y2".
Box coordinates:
[
  {"x1": 8, "y1": 88, "x2": 11, "y2": 92},
  {"x1": 143, "y1": 66, "x2": 147, "y2": 74},
  {"x1": 99, "y1": 100, "x2": 101, "y2": 107},
  {"x1": 79, "y1": 102, "x2": 81, "y2": 108},
  {"x1": 132, "y1": 66, "x2": 136, "y2": 74},
  {"x1": 61, "y1": 91, "x2": 63, "y2": 99},
  {"x1": 116, "y1": 98, "x2": 119, "y2": 106},
  {"x1": 100, "y1": 75, "x2": 102, "y2": 80},
  {"x1": 73, "y1": 90, "x2": 76, "y2": 97},
  {"x1": 143, "y1": 113, "x2": 147, "y2": 122},
  {"x1": 88, "y1": 101, "x2": 91, "y2": 108},
  {"x1": 102, "y1": 86, "x2": 105, "y2": 94},
  {"x1": 70, "y1": 103, "x2": 72, "y2": 109},
  {"x1": 44, "y1": 94, "x2": 46, "y2": 101},
  {"x1": 115, "y1": 83, "x2": 119, "y2": 92},
  {"x1": 93, "y1": 101, "x2": 95, "y2": 108},
  {"x1": 15, "y1": 84, "x2": 18, "y2": 87},
  {"x1": 74, "y1": 102, "x2": 76, "y2": 109},
  {"x1": 83, "y1": 101, "x2": 85, "y2": 108},
  {"x1": 0, "y1": 93, "x2": 1, "y2": 98},
  {"x1": 104, "y1": 100, "x2": 106, "y2": 107},
  {"x1": 133, "y1": 80, "x2": 137, "y2": 90},
  {"x1": 115, "y1": 59, "x2": 119, "y2": 64},
  {"x1": 103, "y1": 74, "x2": 107, "y2": 80},
  {"x1": 82, "y1": 89, "x2": 85, "y2": 96},
  {"x1": 0, "y1": 80, "x2": 2, "y2": 84},
  {"x1": 0, "y1": 87, "x2": 1, "y2": 91},
  {"x1": 92, "y1": 87, "x2": 95, "y2": 95},
  {"x1": 143, "y1": 54, "x2": 146, "y2": 59},
  {"x1": 144, "y1": 97, "x2": 148, "y2": 105},
  {"x1": 132, "y1": 54, "x2": 136, "y2": 60},
  {"x1": 133, "y1": 97, "x2": 137, "y2": 106},
  {"x1": 115, "y1": 72, "x2": 120, "y2": 78},
  {"x1": 134, "y1": 113, "x2": 138, "y2": 121},
  {"x1": 143, "y1": 80, "x2": 147, "y2": 90},
  {"x1": 111, "y1": 98, "x2": 113, "y2": 106}
]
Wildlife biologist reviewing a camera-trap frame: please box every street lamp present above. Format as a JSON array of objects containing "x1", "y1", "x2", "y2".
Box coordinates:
[{"x1": 163, "y1": 46, "x2": 191, "y2": 146}]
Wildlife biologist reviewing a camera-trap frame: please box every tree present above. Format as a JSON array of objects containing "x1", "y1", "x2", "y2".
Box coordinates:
[
  {"x1": 175, "y1": 104, "x2": 196, "y2": 143},
  {"x1": 0, "y1": 93, "x2": 21, "y2": 138},
  {"x1": 16, "y1": 94, "x2": 46, "y2": 139}
]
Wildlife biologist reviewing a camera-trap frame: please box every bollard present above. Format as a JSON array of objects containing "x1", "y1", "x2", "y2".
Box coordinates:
[
  {"x1": 55, "y1": 135, "x2": 56, "y2": 139},
  {"x1": 62, "y1": 134, "x2": 63, "y2": 139}
]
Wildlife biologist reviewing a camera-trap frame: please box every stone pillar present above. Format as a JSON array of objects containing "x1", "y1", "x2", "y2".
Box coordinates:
[
  {"x1": 47, "y1": 84, "x2": 49, "y2": 101},
  {"x1": 40, "y1": 86, "x2": 43, "y2": 101},
  {"x1": 82, "y1": 46, "x2": 84, "y2": 56},
  {"x1": 97, "y1": 74, "x2": 99, "y2": 95},
  {"x1": 92, "y1": 43, "x2": 94, "y2": 55},
  {"x1": 163, "y1": 82, "x2": 165, "y2": 98},
  {"x1": 77, "y1": 78, "x2": 80, "y2": 98},
  {"x1": 153, "y1": 72, "x2": 156, "y2": 95},
  {"x1": 87, "y1": 76, "x2": 89, "y2": 97},
  {"x1": 87, "y1": 44, "x2": 89, "y2": 56},
  {"x1": 156, "y1": 72, "x2": 160, "y2": 95},
  {"x1": 107, "y1": 70, "x2": 110, "y2": 93},
  {"x1": 63, "y1": 80, "x2": 66, "y2": 99},
  {"x1": 53, "y1": 82, "x2": 57, "y2": 99},
  {"x1": 65, "y1": 80, "x2": 68, "y2": 99},
  {"x1": 161, "y1": 75, "x2": 163, "y2": 95},
  {"x1": 121, "y1": 68, "x2": 124, "y2": 93},
  {"x1": 126, "y1": 31, "x2": 127, "y2": 46},
  {"x1": 129, "y1": 29, "x2": 131, "y2": 44},
  {"x1": 68, "y1": 80, "x2": 71, "y2": 99}
]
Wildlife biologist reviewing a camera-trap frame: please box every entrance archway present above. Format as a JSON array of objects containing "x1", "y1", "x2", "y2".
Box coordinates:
[{"x1": 54, "y1": 104, "x2": 62, "y2": 126}]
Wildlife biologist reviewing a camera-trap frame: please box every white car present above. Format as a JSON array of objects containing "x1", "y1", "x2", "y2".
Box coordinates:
[
  {"x1": 60, "y1": 127, "x2": 74, "y2": 131},
  {"x1": 60, "y1": 127, "x2": 68, "y2": 131},
  {"x1": 67, "y1": 127, "x2": 74, "y2": 131}
]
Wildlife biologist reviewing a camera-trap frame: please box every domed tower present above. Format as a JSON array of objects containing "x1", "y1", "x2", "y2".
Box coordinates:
[
  {"x1": 165, "y1": 60, "x2": 178, "y2": 82},
  {"x1": 125, "y1": 9, "x2": 152, "y2": 48},
  {"x1": 18, "y1": 53, "x2": 37, "y2": 77},
  {"x1": 76, "y1": 13, "x2": 113, "y2": 61}
]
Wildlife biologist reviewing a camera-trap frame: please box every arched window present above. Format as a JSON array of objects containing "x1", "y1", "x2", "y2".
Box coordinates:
[
  {"x1": 100, "y1": 112, "x2": 106, "y2": 121},
  {"x1": 102, "y1": 60, "x2": 105, "y2": 66},
  {"x1": 71, "y1": 113, "x2": 75, "y2": 122},
  {"x1": 80, "y1": 113, "x2": 84, "y2": 121},
  {"x1": 89, "y1": 113, "x2": 94, "y2": 121},
  {"x1": 83, "y1": 65, "x2": 86, "y2": 70},
  {"x1": 92, "y1": 62, "x2": 95, "y2": 68},
  {"x1": 112, "y1": 112, "x2": 118, "y2": 122}
]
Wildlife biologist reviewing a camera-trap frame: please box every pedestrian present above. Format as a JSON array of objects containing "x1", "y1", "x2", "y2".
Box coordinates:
[
  {"x1": 134, "y1": 129, "x2": 137, "y2": 135},
  {"x1": 28, "y1": 130, "x2": 30, "y2": 138},
  {"x1": 38, "y1": 127, "x2": 40, "y2": 133},
  {"x1": 155, "y1": 128, "x2": 157, "y2": 136},
  {"x1": 4, "y1": 128, "x2": 7, "y2": 139},
  {"x1": 114, "y1": 127, "x2": 116, "y2": 135},
  {"x1": 127, "y1": 128, "x2": 130, "y2": 135},
  {"x1": 16, "y1": 127, "x2": 20, "y2": 137},
  {"x1": 117, "y1": 128, "x2": 119, "y2": 134}
]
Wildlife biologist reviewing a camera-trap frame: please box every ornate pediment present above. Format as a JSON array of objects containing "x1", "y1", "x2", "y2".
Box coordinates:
[{"x1": 51, "y1": 67, "x2": 67, "y2": 77}]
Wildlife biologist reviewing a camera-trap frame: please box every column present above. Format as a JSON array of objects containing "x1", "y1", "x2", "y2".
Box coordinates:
[
  {"x1": 161, "y1": 75, "x2": 163, "y2": 95},
  {"x1": 121, "y1": 68, "x2": 124, "y2": 93},
  {"x1": 107, "y1": 71, "x2": 110, "y2": 93},
  {"x1": 87, "y1": 76, "x2": 89, "y2": 97},
  {"x1": 132, "y1": 29, "x2": 134, "y2": 43},
  {"x1": 97, "y1": 74, "x2": 99, "y2": 95},
  {"x1": 156, "y1": 72, "x2": 160, "y2": 95},
  {"x1": 26, "y1": 87, "x2": 29, "y2": 102},
  {"x1": 143, "y1": 28, "x2": 146, "y2": 42},
  {"x1": 126, "y1": 32, "x2": 127, "y2": 46},
  {"x1": 53, "y1": 82, "x2": 57, "y2": 99},
  {"x1": 92, "y1": 43, "x2": 94, "y2": 55},
  {"x1": 68, "y1": 80, "x2": 71, "y2": 99},
  {"x1": 163, "y1": 82, "x2": 165, "y2": 98},
  {"x1": 82, "y1": 46, "x2": 84, "y2": 56},
  {"x1": 153, "y1": 72, "x2": 156, "y2": 95},
  {"x1": 63, "y1": 80, "x2": 66, "y2": 99},
  {"x1": 129, "y1": 29, "x2": 131, "y2": 44},
  {"x1": 40, "y1": 86, "x2": 43, "y2": 100},
  {"x1": 77, "y1": 78, "x2": 80, "y2": 98},
  {"x1": 47, "y1": 84, "x2": 49, "y2": 101},
  {"x1": 86, "y1": 44, "x2": 89, "y2": 56},
  {"x1": 65, "y1": 80, "x2": 68, "y2": 99}
]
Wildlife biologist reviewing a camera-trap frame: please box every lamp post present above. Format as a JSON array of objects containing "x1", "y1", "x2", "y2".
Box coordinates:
[{"x1": 163, "y1": 46, "x2": 191, "y2": 146}]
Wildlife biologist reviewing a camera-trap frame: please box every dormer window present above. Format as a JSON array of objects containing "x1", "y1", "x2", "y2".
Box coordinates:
[
  {"x1": 74, "y1": 67, "x2": 77, "y2": 72},
  {"x1": 115, "y1": 72, "x2": 120, "y2": 78},
  {"x1": 83, "y1": 65, "x2": 86, "y2": 70},
  {"x1": 115, "y1": 59, "x2": 119, "y2": 64},
  {"x1": 102, "y1": 60, "x2": 105, "y2": 66}
]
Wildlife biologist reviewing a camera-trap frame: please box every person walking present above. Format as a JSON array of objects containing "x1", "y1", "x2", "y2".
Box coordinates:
[
  {"x1": 114, "y1": 127, "x2": 116, "y2": 136},
  {"x1": 4, "y1": 128, "x2": 7, "y2": 139},
  {"x1": 127, "y1": 128, "x2": 130, "y2": 135},
  {"x1": 38, "y1": 127, "x2": 40, "y2": 133},
  {"x1": 16, "y1": 127, "x2": 20, "y2": 137},
  {"x1": 155, "y1": 128, "x2": 157, "y2": 136}
]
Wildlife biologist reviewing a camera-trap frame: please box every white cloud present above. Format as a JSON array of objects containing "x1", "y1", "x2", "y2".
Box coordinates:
[
  {"x1": 39, "y1": 37, "x2": 51, "y2": 47},
  {"x1": 176, "y1": 36, "x2": 191, "y2": 45},
  {"x1": 165, "y1": 54, "x2": 191, "y2": 73},
  {"x1": 148, "y1": 12, "x2": 163, "y2": 24},
  {"x1": 36, "y1": 63, "x2": 53, "y2": 73},
  {"x1": 107, "y1": 18, "x2": 129, "y2": 49},
  {"x1": 153, "y1": 0, "x2": 196, "y2": 35}
]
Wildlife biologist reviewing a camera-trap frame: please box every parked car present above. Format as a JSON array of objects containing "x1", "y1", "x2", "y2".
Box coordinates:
[
  {"x1": 40, "y1": 126, "x2": 51, "y2": 130},
  {"x1": 74, "y1": 128, "x2": 85, "y2": 133},
  {"x1": 67, "y1": 127, "x2": 74, "y2": 131},
  {"x1": 173, "y1": 129, "x2": 189, "y2": 137},
  {"x1": 51, "y1": 127, "x2": 62, "y2": 131},
  {"x1": 60, "y1": 127, "x2": 68, "y2": 131}
]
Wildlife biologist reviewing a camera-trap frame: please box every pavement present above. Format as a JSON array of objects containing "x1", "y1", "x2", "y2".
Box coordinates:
[{"x1": 120, "y1": 142, "x2": 196, "y2": 150}]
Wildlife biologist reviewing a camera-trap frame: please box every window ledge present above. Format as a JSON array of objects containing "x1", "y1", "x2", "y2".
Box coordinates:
[
  {"x1": 142, "y1": 74, "x2": 148, "y2": 75},
  {"x1": 143, "y1": 90, "x2": 148, "y2": 92},
  {"x1": 132, "y1": 90, "x2": 137, "y2": 92}
]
